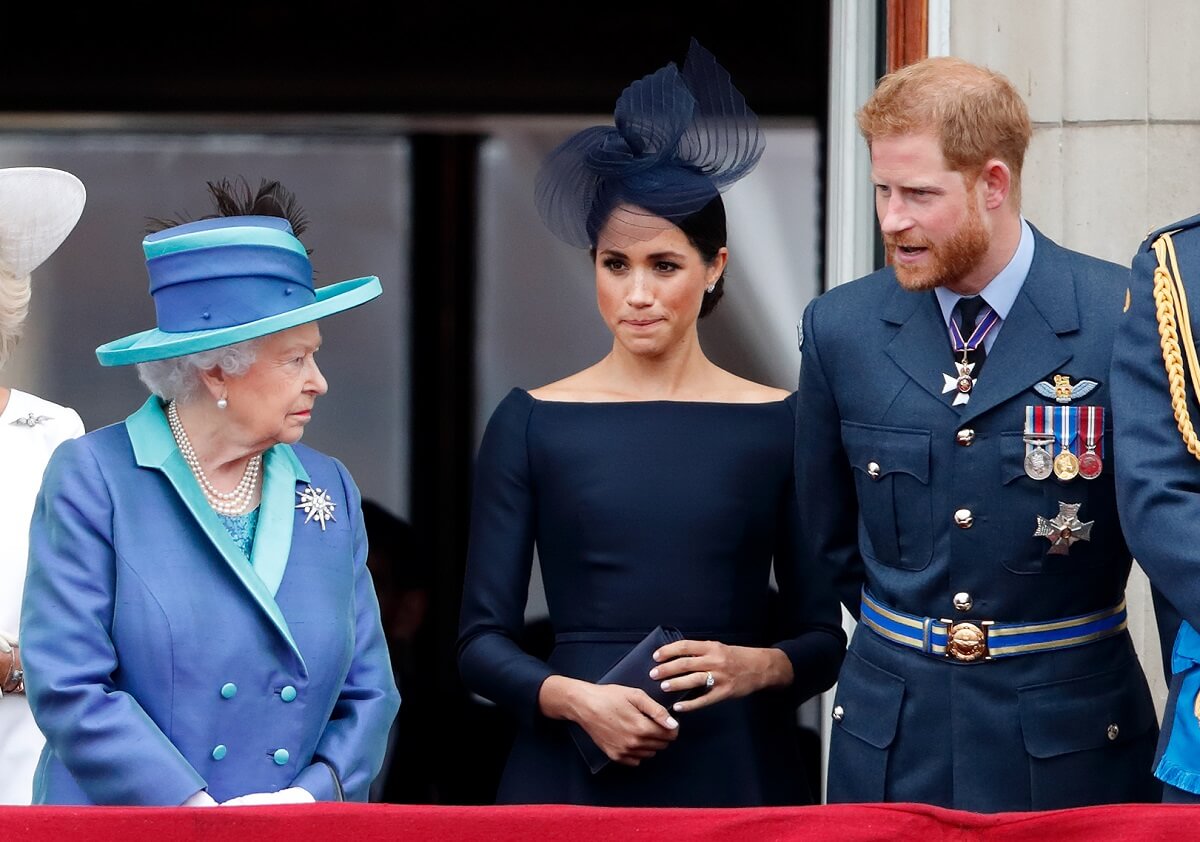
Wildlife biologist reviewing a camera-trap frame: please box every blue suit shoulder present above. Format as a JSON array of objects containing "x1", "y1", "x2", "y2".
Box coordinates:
[
  {"x1": 1138, "y1": 212, "x2": 1200, "y2": 254},
  {"x1": 1130, "y1": 213, "x2": 1200, "y2": 292},
  {"x1": 810, "y1": 267, "x2": 896, "y2": 313},
  {"x1": 47, "y1": 420, "x2": 134, "y2": 474},
  {"x1": 290, "y1": 441, "x2": 357, "y2": 490},
  {"x1": 1028, "y1": 232, "x2": 1128, "y2": 326},
  {"x1": 802, "y1": 268, "x2": 896, "y2": 346},
  {"x1": 1031, "y1": 226, "x2": 1126, "y2": 282}
]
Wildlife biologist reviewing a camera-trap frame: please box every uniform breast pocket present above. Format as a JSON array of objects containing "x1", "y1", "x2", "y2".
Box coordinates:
[
  {"x1": 840, "y1": 421, "x2": 932, "y2": 571},
  {"x1": 998, "y1": 430, "x2": 1100, "y2": 574}
]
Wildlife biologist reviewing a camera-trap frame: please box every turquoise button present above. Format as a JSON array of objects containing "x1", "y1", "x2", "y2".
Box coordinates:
[
  {"x1": 273, "y1": 748, "x2": 290, "y2": 766},
  {"x1": 212, "y1": 745, "x2": 227, "y2": 761},
  {"x1": 220, "y1": 683, "x2": 237, "y2": 699},
  {"x1": 280, "y1": 686, "x2": 297, "y2": 703}
]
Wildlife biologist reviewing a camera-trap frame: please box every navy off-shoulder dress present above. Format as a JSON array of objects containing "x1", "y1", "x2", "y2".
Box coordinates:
[{"x1": 457, "y1": 388, "x2": 846, "y2": 806}]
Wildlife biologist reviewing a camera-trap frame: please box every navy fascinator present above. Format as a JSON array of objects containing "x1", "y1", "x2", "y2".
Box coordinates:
[{"x1": 534, "y1": 38, "x2": 765, "y2": 248}]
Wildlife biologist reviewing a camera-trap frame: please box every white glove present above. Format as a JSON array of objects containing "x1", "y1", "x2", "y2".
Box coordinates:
[
  {"x1": 220, "y1": 787, "x2": 315, "y2": 806},
  {"x1": 182, "y1": 790, "x2": 218, "y2": 807}
]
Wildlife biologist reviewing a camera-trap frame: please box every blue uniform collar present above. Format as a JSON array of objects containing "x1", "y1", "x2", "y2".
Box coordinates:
[
  {"x1": 935, "y1": 217, "x2": 1035, "y2": 325},
  {"x1": 125, "y1": 396, "x2": 309, "y2": 667}
]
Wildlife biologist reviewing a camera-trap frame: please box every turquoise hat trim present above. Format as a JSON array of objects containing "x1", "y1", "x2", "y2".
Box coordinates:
[
  {"x1": 95, "y1": 275, "x2": 381, "y2": 366},
  {"x1": 142, "y1": 225, "x2": 309, "y2": 260}
]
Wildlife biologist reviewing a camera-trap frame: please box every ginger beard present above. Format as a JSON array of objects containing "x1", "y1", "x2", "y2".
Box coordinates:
[{"x1": 886, "y1": 188, "x2": 991, "y2": 292}]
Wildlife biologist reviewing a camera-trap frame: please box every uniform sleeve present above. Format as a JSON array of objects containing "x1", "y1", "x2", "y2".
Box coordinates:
[
  {"x1": 20, "y1": 437, "x2": 207, "y2": 805},
  {"x1": 1112, "y1": 242, "x2": 1200, "y2": 638},
  {"x1": 457, "y1": 391, "x2": 555, "y2": 725},
  {"x1": 795, "y1": 297, "x2": 867, "y2": 617},
  {"x1": 772, "y1": 397, "x2": 848, "y2": 701},
  {"x1": 292, "y1": 459, "x2": 401, "y2": 802}
]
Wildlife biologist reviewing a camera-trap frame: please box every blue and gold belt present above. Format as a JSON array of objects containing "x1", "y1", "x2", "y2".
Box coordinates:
[{"x1": 859, "y1": 589, "x2": 1128, "y2": 662}]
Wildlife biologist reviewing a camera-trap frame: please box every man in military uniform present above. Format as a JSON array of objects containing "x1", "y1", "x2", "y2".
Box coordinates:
[
  {"x1": 796, "y1": 56, "x2": 1159, "y2": 811},
  {"x1": 1113, "y1": 215, "x2": 1200, "y2": 803}
]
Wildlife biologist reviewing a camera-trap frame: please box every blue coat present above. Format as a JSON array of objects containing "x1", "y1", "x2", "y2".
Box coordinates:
[
  {"x1": 20, "y1": 397, "x2": 400, "y2": 805},
  {"x1": 796, "y1": 227, "x2": 1159, "y2": 811},
  {"x1": 1112, "y1": 213, "x2": 1200, "y2": 796}
]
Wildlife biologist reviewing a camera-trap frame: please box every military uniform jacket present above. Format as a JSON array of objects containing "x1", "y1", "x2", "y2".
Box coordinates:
[
  {"x1": 796, "y1": 226, "x2": 1159, "y2": 811},
  {"x1": 1113, "y1": 213, "x2": 1200, "y2": 796},
  {"x1": 20, "y1": 397, "x2": 400, "y2": 805}
]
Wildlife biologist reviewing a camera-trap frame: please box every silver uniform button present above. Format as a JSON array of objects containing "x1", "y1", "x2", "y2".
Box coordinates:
[
  {"x1": 956, "y1": 428, "x2": 976, "y2": 446},
  {"x1": 953, "y1": 592, "x2": 973, "y2": 612},
  {"x1": 867, "y1": 461, "x2": 881, "y2": 480},
  {"x1": 954, "y1": 508, "x2": 974, "y2": 528},
  {"x1": 1107, "y1": 724, "x2": 1119, "y2": 741},
  {"x1": 832, "y1": 705, "x2": 845, "y2": 722}
]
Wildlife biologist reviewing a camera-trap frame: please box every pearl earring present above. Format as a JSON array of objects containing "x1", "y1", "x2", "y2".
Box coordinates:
[
  {"x1": 217, "y1": 397, "x2": 228, "y2": 410},
  {"x1": 705, "y1": 284, "x2": 716, "y2": 294}
]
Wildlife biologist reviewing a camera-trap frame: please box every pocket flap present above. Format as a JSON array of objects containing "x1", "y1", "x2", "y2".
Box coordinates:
[
  {"x1": 1018, "y1": 662, "x2": 1156, "y2": 758},
  {"x1": 841, "y1": 421, "x2": 931, "y2": 484},
  {"x1": 1000, "y1": 430, "x2": 1030, "y2": 485},
  {"x1": 833, "y1": 650, "x2": 905, "y2": 749}
]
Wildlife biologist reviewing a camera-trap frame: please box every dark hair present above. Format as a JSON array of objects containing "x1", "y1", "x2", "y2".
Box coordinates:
[
  {"x1": 678, "y1": 196, "x2": 728, "y2": 319},
  {"x1": 145, "y1": 177, "x2": 310, "y2": 238},
  {"x1": 589, "y1": 194, "x2": 729, "y2": 319},
  {"x1": 361, "y1": 499, "x2": 427, "y2": 590}
]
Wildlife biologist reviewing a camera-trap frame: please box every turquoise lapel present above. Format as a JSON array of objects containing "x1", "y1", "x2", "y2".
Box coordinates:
[
  {"x1": 125, "y1": 397, "x2": 306, "y2": 666},
  {"x1": 250, "y1": 443, "x2": 308, "y2": 598}
]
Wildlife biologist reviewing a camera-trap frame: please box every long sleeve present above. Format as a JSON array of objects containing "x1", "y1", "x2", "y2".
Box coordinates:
[
  {"x1": 457, "y1": 391, "x2": 555, "y2": 724},
  {"x1": 1112, "y1": 243, "x2": 1200, "y2": 637},
  {"x1": 21, "y1": 437, "x2": 206, "y2": 806},
  {"x1": 795, "y1": 297, "x2": 867, "y2": 617},
  {"x1": 771, "y1": 399, "x2": 847, "y2": 701},
  {"x1": 292, "y1": 458, "x2": 401, "y2": 802}
]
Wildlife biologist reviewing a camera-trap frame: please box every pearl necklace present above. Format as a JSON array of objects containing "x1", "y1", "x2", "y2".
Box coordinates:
[{"x1": 167, "y1": 400, "x2": 262, "y2": 516}]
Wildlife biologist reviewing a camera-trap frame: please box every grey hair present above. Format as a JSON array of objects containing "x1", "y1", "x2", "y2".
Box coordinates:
[
  {"x1": 136, "y1": 337, "x2": 261, "y2": 403},
  {"x1": 0, "y1": 273, "x2": 32, "y2": 371}
]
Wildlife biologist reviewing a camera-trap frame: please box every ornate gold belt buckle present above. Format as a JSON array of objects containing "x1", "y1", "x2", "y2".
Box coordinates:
[{"x1": 942, "y1": 619, "x2": 994, "y2": 662}]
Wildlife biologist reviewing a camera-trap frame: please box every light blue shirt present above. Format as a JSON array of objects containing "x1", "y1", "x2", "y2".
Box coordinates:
[{"x1": 934, "y1": 218, "x2": 1035, "y2": 353}]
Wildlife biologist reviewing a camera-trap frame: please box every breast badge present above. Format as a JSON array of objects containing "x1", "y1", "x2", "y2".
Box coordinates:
[
  {"x1": 1034, "y1": 374, "x2": 1099, "y2": 404},
  {"x1": 1034, "y1": 501, "x2": 1094, "y2": 555}
]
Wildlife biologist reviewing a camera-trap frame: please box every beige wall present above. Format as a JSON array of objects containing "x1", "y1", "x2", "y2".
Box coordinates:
[{"x1": 949, "y1": 0, "x2": 1197, "y2": 713}]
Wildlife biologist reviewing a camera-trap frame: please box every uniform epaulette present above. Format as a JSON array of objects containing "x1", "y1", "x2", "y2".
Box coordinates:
[{"x1": 1141, "y1": 212, "x2": 1200, "y2": 252}]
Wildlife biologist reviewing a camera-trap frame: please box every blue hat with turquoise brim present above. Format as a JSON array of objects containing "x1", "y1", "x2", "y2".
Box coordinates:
[{"x1": 96, "y1": 214, "x2": 381, "y2": 366}]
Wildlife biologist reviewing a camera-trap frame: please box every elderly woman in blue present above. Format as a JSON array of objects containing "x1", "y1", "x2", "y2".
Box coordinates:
[{"x1": 20, "y1": 180, "x2": 399, "y2": 806}]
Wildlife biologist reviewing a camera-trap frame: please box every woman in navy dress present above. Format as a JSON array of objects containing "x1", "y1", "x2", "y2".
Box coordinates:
[{"x1": 457, "y1": 41, "x2": 845, "y2": 807}]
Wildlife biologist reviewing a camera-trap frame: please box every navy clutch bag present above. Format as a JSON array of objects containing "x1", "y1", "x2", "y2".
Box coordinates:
[{"x1": 568, "y1": 625, "x2": 691, "y2": 774}]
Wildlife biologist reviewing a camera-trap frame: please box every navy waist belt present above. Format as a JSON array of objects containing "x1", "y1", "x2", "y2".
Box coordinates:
[{"x1": 859, "y1": 589, "x2": 1127, "y2": 662}]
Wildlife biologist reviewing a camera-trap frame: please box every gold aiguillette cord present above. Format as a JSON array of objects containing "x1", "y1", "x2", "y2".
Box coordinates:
[{"x1": 1153, "y1": 231, "x2": 1200, "y2": 461}]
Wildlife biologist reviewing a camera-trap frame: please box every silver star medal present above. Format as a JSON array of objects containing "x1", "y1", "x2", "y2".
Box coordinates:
[
  {"x1": 1034, "y1": 501, "x2": 1094, "y2": 555},
  {"x1": 10, "y1": 413, "x2": 51, "y2": 427},
  {"x1": 295, "y1": 485, "x2": 337, "y2": 531},
  {"x1": 942, "y1": 360, "x2": 976, "y2": 406}
]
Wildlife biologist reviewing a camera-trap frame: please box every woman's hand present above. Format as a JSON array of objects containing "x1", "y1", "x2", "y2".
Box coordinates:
[
  {"x1": 649, "y1": 640, "x2": 794, "y2": 713},
  {"x1": 539, "y1": 675, "x2": 679, "y2": 766}
]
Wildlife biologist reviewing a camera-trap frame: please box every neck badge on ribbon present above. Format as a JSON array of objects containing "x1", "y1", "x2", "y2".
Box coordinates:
[{"x1": 941, "y1": 305, "x2": 999, "y2": 406}]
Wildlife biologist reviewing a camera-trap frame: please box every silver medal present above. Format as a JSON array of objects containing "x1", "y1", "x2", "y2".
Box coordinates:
[
  {"x1": 1022, "y1": 434, "x2": 1055, "y2": 481},
  {"x1": 1024, "y1": 446, "x2": 1054, "y2": 480}
]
